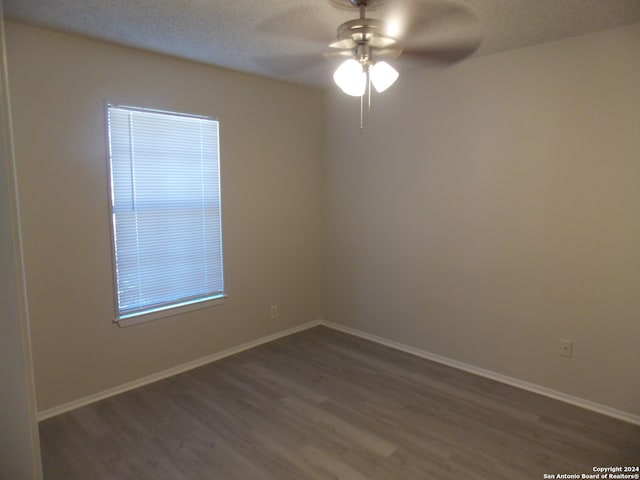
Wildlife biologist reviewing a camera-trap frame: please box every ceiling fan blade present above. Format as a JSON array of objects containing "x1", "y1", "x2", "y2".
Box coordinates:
[
  {"x1": 394, "y1": 38, "x2": 482, "y2": 71},
  {"x1": 371, "y1": 45, "x2": 404, "y2": 59},
  {"x1": 329, "y1": 38, "x2": 357, "y2": 49},
  {"x1": 368, "y1": 36, "x2": 398, "y2": 48},
  {"x1": 254, "y1": 52, "x2": 325, "y2": 76},
  {"x1": 323, "y1": 49, "x2": 354, "y2": 61},
  {"x1": 382, "y1": 0, "x2": 482, "y2": 50},
  {"x1": 258, "y1": 5, "x2": 341, "y2": 45}
]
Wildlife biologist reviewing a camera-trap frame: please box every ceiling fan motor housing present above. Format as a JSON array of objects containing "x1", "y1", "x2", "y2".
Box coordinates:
[
  {"x1": 337, "y1": 18, "x2": 386, "y2": 42},
  {"x1": 336, "y1": 17, "x2": 401, "y2": 64}
]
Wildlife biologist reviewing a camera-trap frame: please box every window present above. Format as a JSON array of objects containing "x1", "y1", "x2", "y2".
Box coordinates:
[{"x1": 106, "y1": 105, "x2": 224, "y2": 325}]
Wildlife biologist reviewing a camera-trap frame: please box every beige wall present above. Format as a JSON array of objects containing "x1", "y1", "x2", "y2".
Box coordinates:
[
  {"x1": 325, "y1": 23, "x2": 640, "y2": 415},
  {"x1": 6, "y1": 17, "x2": 640, "y2": 419},
  {"x1": 0, "y1": 5, "x2": 42, "y2": 477},
  {"x1": 6, "y1": 21, "x2": 324, "y2": 412}
]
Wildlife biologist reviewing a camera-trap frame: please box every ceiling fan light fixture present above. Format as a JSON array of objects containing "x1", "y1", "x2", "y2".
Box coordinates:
[
  {"x1": 370, "y1": 61, "x2": 399, "y2": 93},
  {"x1": 333, "y1": 59, "x2": 366, "y2": 96}
]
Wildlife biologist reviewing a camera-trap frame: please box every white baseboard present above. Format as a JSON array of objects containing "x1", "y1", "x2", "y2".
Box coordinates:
[
  {"x1": 38, "y1": 318, "x2": 640, "y2": 427},
  {"x1": 320, "y1": 320, "x2": 640, "y2": 426},
  {"x1": 37, "y1": 320, "x2": 322, "y2": 421}
]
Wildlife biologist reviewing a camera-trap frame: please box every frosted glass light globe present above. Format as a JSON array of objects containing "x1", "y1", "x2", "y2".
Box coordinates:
[
  {"x1": 333, "y1": 59, "x2": 366, "y2": 97},
  {"x1": 370, "y1": 61, "x2": 399, "y2": 93}
]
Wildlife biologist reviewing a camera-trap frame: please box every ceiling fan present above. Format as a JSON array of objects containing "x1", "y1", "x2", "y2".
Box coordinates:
[
  {"x1": 326, "y1": 0, "x2": 406, "y2": 97},
  {"x1": 260, "y1": 0, "x2": 482, "y2": 129},
  {"x1": 328, "y1": 0, "x2": 482, "y2": 128}
]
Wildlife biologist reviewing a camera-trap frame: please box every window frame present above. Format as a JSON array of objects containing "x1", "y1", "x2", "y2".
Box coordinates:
[{"x1": 104, "y1": 103, "x2": 226, "y2": 327}]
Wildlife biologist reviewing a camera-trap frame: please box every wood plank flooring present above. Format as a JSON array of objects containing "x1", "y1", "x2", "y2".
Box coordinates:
[{"x1": 39, "y1": 326, "x2": 639, "y2": 479}]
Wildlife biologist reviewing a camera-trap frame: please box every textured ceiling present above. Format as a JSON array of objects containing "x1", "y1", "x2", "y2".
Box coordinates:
[{"x1": 4, "y1": 0, "x2": 640, "y2": 88}]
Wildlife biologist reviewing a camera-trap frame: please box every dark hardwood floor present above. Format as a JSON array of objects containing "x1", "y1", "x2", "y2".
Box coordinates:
[{"x1": 39, "y1": 326, "x2": 639, "y2": 479}]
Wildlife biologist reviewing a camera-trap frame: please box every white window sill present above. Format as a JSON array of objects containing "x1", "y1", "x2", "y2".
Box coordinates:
[{"x1": 114, "y1": 295, "x2": 227, "y2": 327}]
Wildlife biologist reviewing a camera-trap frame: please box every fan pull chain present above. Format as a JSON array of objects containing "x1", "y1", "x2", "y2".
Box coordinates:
[
  {"x1": 360, "y1": 93, "x2": 364, "y2": 134},
  {"x1": 359, "y1": 69, "x2": 375, "y2": 133},
  {"x1": 367, "y1": 70, "x2": 372, "y2": 112}
]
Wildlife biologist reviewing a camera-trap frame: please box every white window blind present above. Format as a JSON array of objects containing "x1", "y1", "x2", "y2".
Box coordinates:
[{"x1": 107, "y1": 105, "x2": 224, "y2": 321}]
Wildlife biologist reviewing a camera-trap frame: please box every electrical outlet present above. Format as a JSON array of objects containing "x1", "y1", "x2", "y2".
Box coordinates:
[
  {"x1": 560, "y1": 339, "x2": 573, "y2": 358},
  {"x1": 270, "y1": 304, "x2": 279, "y2": 319}
]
